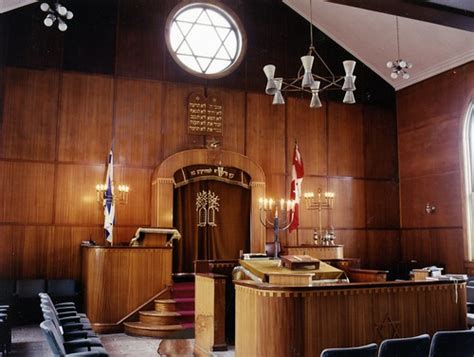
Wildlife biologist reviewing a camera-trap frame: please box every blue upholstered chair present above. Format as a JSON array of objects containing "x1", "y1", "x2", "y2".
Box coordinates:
[
  {"x1": 0, "y1": 280, "x2": 15, "y2": 305},
  {"x1": 15, "y1": 279, "x2": 46, "y2": 324},
  {"x1": 0, "y1": 312, "x2": 11, "y2": 354},
  {"x1": 40, "y1": 320, "x2": 108, "y2": 356},
  {"x1": 321, "y1": 343, "x2": 378, "y2": 357},
  {"x1": 378, "y1": 334, "x2": 430, "y2": 357},
  {"x1": 47, "y1": 279, "x2": 78, "y2": 300},
  {"x1": 16, "y1": 279, "x2": 46, "y2": 298},
  {"x1": 468, "y1": 286, "x2": 474, "y2": 327},
  {"x1": 429, "y1": 330, "x2": 474, "y2": 357}
]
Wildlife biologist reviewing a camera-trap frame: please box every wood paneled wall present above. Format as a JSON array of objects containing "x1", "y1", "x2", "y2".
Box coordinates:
[
  {"x1": 0, "y1": 0, "x2": 398, "y2": 280},
  {"x1": 397, "y1": 61, "x2": 474, "y2": 273},
  {"x1": 0, "y1": 65, "x2": 397, "y2": 279}
]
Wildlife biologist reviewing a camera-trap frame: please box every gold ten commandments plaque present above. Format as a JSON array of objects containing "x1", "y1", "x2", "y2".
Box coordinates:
[{"x1": 188, "y1": 92, "x2": 223, "y2": 135}]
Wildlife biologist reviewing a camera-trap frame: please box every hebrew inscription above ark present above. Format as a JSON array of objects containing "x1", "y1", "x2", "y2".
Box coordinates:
[{"x1": 187, "y1": 92, "x2": 223, "y2": 136}]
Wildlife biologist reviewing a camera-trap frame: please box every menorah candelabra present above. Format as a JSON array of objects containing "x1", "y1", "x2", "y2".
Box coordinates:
[
  {"x1": 259, "y1": 198, "x2": 295, "y2": 258},
  {"x1": 303, "y1": 188, "x2": 335, "y2": 245}
]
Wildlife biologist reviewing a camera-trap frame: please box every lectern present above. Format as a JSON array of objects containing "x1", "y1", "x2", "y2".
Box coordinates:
[{"x1": 81, "y1": 245, "x2": 172, "y2": 333}]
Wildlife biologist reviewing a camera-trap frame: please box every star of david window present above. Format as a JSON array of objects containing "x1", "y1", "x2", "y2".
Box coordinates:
[{"x1": 165, "y1": 1, "x2": 246, "y2": 78}]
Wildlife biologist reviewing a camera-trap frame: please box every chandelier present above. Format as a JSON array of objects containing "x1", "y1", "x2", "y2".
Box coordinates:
[
  {"x1": 262, "y1": 0, "x2": 356, "y2": 108},
  {"x1": 386, "y1": 16, "x2": 412, "y2": 79},
  {"x1": 40, "y1": 2, "x2": 74, "y2": 32}
]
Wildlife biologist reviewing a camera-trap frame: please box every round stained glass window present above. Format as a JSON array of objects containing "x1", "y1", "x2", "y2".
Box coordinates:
[{"x1": 165, "y1": 1, "x2": 246, "y2": 78}]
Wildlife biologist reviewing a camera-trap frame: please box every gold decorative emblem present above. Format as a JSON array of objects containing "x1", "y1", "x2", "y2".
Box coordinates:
[{"x1": 196, "y1": 190, "x2": 220, "y2": 227}]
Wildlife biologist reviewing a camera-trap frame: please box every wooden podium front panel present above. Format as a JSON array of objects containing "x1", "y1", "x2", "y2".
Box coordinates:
[
  {"x1": 286, "y1": 245, "x2": 343, "y2": 260},
  {"x1": 235, "y1": 280, "x2": 467, "y2": 357},
  {"x1": 195, "y1": 274, "x2": 227, "y2": 355},
  {"x1": 81, "y1": 246, "x2": 172, "y2": 332},
  {"x1": 141, "y1": 233, "x2": 167, "y2": 247}
]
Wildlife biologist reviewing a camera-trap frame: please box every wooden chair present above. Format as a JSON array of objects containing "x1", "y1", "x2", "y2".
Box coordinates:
[
  {"x1": 378, "y1": 334, "x2": 430, "y2": 357},
  {"x1": 429, "y1": 330, "x2": 474, "y2": 357},
  {"x1": 321, "y1": 343, "x2": 378, "y2": 357}
]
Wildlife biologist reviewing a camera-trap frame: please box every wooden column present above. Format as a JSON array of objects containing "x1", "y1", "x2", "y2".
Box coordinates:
[
  {"x1": 195, "y1": 274, "x2": 227, "y2": 354},
  {"x1": 250, "y1": 181, "x2": 266, "y2": 252},
  {"x1": 151, "y1": 177, "x2": 174, "y2": 227}
]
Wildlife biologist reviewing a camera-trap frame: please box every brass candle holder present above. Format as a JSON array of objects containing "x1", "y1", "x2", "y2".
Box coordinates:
[{"x1": 303, "y1": 188, "x2": 335, "y2": 245}]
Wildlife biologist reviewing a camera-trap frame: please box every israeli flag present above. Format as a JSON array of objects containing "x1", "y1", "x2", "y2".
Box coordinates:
[{"x1": 104, "y1": 150, "x2": 115, "y2": 244}]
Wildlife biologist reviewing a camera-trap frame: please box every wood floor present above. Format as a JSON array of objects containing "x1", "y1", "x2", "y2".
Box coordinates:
[{"x1": 9, "y1": 325, "x2": 235, "y2": 356}]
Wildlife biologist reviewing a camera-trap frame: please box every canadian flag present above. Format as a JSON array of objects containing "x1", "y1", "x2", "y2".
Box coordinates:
[{"x1": 289, "y1": 143, "x2": 304, "y2": 233}]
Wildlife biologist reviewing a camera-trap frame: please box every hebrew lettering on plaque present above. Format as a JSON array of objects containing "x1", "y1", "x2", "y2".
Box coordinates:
[{"x1": 188, "y1": 92, "x2": 223, "y2": 136}]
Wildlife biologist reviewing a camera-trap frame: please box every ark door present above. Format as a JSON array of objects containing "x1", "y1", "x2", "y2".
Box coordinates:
[{"x1": 173, "y1": 179, "x2": 250, "y2": 273}]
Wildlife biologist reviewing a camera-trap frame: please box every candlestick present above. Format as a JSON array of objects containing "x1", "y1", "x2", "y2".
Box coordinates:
[
  {"x1": 303, "y1": 187, "x2": 335, "y2": 245},
  {"x1": 259, "y1": 196, "x2": 295, "y2": 258}
]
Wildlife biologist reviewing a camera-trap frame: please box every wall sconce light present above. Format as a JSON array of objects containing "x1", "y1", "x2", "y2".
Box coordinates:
[
  {"x1": 425, "y1": 202, "x2": 436, "y2": 214},
  {"x1": 96, "y1": 184, "x2": 130, "y2": 205},
  {"x1": 40, "y1": 2, "x2": 73, "y2": 32}
]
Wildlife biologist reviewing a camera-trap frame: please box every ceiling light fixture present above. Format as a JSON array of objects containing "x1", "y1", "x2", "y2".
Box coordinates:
[
  {"x1": 40, "y1": 2, "x2": 73, "y2": 32},
  {"x1": 386, "y1": 16, "x2": 412, "y2": 80},
  {"x1": 263, "y1": 0, "x2": 356, "y2": 108}
]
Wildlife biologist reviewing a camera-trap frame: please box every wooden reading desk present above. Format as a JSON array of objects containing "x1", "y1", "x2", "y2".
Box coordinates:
[{"x1": 234, "y1": 278, "x2": 467, "y2": 357}]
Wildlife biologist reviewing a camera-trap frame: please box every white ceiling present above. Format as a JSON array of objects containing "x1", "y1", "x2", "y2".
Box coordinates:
[
  {"x1": 0, "y1": 0, "x2": 36, "y2": 14},
  {"x1": 283, "y1": 0, "x2": 474, "y2": 90}
]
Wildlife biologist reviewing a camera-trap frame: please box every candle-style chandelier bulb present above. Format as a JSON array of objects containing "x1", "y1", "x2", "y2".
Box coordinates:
[
  {"x1": 301, "y1": 55, "x2": 315, "y2": 89},
  {"x1": 272, "y1": 78, "x2": 285, "y2": 105},
  {"x1": 55, "y1": 3, "x2": 67, "y2": 16},
  {"x1": 263, "y1": 64, "x2": 278, "y2": 95},
  {"x1": 44, "y1": 14, "x2": 55, "y2": 27},
  {"x1": 58, "y1": 18, "x2": 67, "y2": 32},
  {"x1": 40, "y1": 2, "x2": 73, "y2": 31},
  {"x1": 343, "y1": 91, "x2": 355, "y2": 104},
  {"x1": 40, "y1": 2, "x2": 50, "y2": 12},
  {"x1": 310, "y1": 81, "x2": 322, "y2": 108}
]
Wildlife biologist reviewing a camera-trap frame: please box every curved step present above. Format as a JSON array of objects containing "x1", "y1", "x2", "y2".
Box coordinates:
[
  {"x1": 154, "y1": 298, "x2": 195, "y2": 312},
  {"x1": 124, "y1": 321, "x2": 187, "y2": 338},
  {"x1": 139, "y1": 310, "x2": 194, "y2": 325}
]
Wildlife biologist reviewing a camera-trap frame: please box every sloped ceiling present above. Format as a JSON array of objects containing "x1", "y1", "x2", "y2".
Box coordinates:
[
  {"x1": 283, "y1": 0, "x2": 474, "y2": 90},
  {"x1": 0, "y1": 0, "x2": 36, "y2": 14}
]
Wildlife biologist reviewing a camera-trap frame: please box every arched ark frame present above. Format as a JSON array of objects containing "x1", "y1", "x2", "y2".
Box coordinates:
[{"x1": 151, "y1": 149, "x2": 266, "y2": 252}]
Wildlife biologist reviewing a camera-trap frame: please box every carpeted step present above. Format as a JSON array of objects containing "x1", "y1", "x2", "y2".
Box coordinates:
[
  {"x1": 172, "y1": 282, "x2": 195, "y2": 289},
  {"x1": 139, "y1": 310, "x2": 194, "y2": 325},
  {"x1": 123, "y1": 321, "x2": 188, "y2": 338},
  {"x1": 171, "y1": 284, "x2": 195, "y2": 299},
  {"x1": 154, "y1": 298, "x2": 195, "y2": 312}
]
